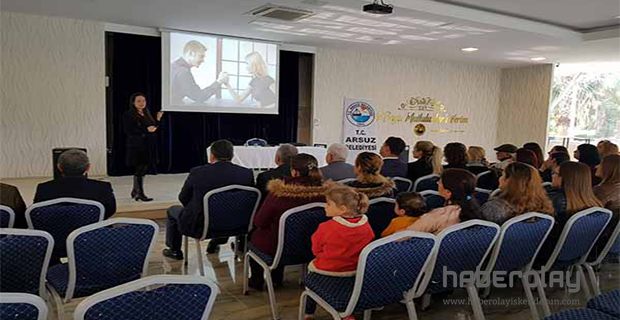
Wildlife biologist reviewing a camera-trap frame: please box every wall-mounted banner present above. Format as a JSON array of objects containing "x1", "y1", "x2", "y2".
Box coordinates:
[{"x1": 342, "y1": 98, "x2": 378, "y2": 156}]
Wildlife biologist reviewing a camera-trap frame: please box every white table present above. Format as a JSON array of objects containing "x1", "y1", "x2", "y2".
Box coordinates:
[{"x1": 206, "y1": 146, "x2": 327, "y2": 169}]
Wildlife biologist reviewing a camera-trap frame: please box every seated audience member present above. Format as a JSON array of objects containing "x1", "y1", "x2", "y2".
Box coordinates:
[
  {"x1": 490, "y1": 144, "x2": 517, "y2": 171},
  {"x1": 407, "y1": 141, "x2": 443, "y2": 183},
  {"x1": 256, "y1": 144, "x2": 298, "y2": 196},
  {"x1": 320, "y1": 143, "x2": 355, "y2": 181},
  {"x1": 481, "y1": 163, "x2": 553, "y2": 225},
  {"x1": 303, "y1": 185, "x2": 374, "y2": 319},
  {"x1": 249, "y1": 154, "x2": 327, "y2": 290},
  {"x1": 574, "y1": 143, "x2": 602, "y2": 185},
  {"x1": 407, "y1": 169, "x2": 481, "y2": 234},
  {"x1": 548, "y1": 145, "x2": 569, "y2": 155},
  {"x1": 466, "y1": 146, "x2": 489, "y2": 175},
  {"x1": 523, "y1": 142, "x2": 545, "y2": 169},
  {"x1": 443, "y1": 142, "x2": 468, "y2": 170},
  {"x1": 591, "y1": 154, "x2": 620, "y2": 258},
  {"x1": 597, "y1": 140, "x2": 619, "y2": 158},
  {"x1": 379, "y1": 136, "x2": 408, "y2": 178},
  {"x1": 516, "y1": 148, "x2": 539, "y2": 168},
  {"x1": 346, "y1": 152, "x2": 394, "y2": 199},
  {"x1": 540, "y1": 152, "x2": 570, "y2": 182},
  {"x1": 0, "y1": 183, "x2": 27, "y2": 228},
  {"x1": 535, "y1": 161, "x2": 602, "y2": 266},
  {"x1": 381, "y1": 192, "x2": 427, "y2": 237},
  {"x1": 34, "y1": 149, "x2": 116, "y2": 219},
  {"x1": 163, "y1": 139, "x2": 254, "y2": 260}
]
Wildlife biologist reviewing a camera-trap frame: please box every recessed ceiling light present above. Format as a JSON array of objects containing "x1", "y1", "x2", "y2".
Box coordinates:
[
  {"x1": 461, "y1": 47, "x2": 479, "y2": 52},
  {"x1": 531, "y1": 57, "x2": 547, "y2": 61}
]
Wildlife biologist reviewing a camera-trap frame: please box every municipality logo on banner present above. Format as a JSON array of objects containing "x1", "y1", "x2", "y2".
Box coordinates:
[{"x1": 343, "y1": 98, "x2": 378, "y2": 156}]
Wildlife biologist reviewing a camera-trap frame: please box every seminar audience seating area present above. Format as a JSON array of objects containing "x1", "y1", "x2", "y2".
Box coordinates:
[{"x1": 0, "y1": 138, "x2": 618, "y2": 320}]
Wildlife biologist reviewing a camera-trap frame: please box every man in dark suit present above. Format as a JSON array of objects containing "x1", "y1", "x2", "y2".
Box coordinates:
[
  {"x1": 320, "y1": 143, "x2": 355, "y2": 181},
  {"x1": 34, "y1": 149, "x2": 116, "y2": 218},
  {"x1": 379, "y1": 136, "x2": 408, "y2": 178},
  {"x1": 255, "y1": 144, "x2": 298, "y2": 196},
  {"x1": 163, "y1": 139, "x2": 254, "y2": 260}
]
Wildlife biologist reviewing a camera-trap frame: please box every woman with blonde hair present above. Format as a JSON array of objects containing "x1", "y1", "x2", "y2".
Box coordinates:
[
  {"x1": 481, "y1": 162, "x2": 553, "y2": 224},
  {"x1": 225, "y1": 51, "x2": 276, "y2": 107},
  {"x1": 407, "y1": 141, "x2": 443, "y2": 183},
  {"x1": 591, "y1": 154, "x2": 620, "y2": 257},
  {"x1": 346, "y1": 152, "x2": 394, "y2": 199},
  {"x1": 597, "y1": 140, "x2": 619, "y2": 158},
  {"x1": 466, "y1": 146, "x2": 489, "y2": 175}
]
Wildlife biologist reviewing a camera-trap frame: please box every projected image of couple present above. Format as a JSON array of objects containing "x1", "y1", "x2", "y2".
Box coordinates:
[{"x1": 170, "y1": 40, "x2": 276, "y2": 108}]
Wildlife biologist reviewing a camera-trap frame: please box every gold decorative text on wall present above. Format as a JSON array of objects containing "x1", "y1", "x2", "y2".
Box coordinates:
[{"x1": 377, "y1": 96, "x2": 469, "y2": 125}]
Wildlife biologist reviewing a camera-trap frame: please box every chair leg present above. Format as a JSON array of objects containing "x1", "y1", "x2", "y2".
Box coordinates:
[
  {"x1": 47, "y1": 284, "x2": 65, "y2": 320},
  {"x1": 264, "y1": 268, "x2": 280, "y2": 320},
  {"x1": 521, "y1": 274, "x2": 540, "y2": 320},
  {"x1": 405, "y1": 300, "x2": 419, "y2": 320},
  {"x1": 299, "y1": 264, "x2": 307, "y2": 286},
  {"x1": 420, "y1": 294, "x2": 431, "y2": 311},
  {"x1": 195, "y1": 239, "x2": 205, "y2": 276},
  {"x1": 466, "y1": 284, "x2": 485, "y2": 320},
  {"x1": 577, "y1": 265, "x2": 592, "y2": 300},
  {"x1": 243, "y1": 254, "x2": 250, "y2": 295},
  {"x1": 584, "y1": 264, "x2": 601, "y2": 296},
  {"x1": 183, "y1": 236, "x2": 189, "y2": 267},
  {"x1": 298, "y1": 291, "x2": 308, "y2": 320},
  {"x1": 534, "y1": 272, "x2": 551, "y2": 317},
  {"x1": 363, "y1": 309, "x2": 372, "y2": 320}
]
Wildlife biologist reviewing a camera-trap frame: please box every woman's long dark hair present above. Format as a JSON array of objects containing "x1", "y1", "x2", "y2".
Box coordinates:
[
  {"x1": 577, "y1": 144, "x2": 600, "y2": 167},
  {"x1": 129, "y1": 92, "x2": 155, "y2": 123},
  {"x1": 291, "y1": 153, "x2": 323, "y2": 186},
  {"x1": 441, "y1": 168, "x2": 481, "y2": 221},
  {"x1": 444, "y1": 142, "x2": 467, "y2": 167}
]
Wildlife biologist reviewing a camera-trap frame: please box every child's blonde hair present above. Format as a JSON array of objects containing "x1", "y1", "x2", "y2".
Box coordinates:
[{"x1": 325, "y1": 185, "x2": 369, "y2": 215}]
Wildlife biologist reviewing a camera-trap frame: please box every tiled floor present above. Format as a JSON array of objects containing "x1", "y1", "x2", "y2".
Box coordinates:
[{"x1": 55, "y1": 219, "x2": 620, "y2": 320}]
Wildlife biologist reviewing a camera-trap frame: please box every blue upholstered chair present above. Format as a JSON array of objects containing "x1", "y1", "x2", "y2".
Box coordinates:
[
  {"x1": 0, "y1": 205, "x2": 15, "y2": 228},
  {"x1": 587, "y1": 289, "x2": 620, "y2": 318},
  {"x1": 543, "y1": 308, "x2": 617, "y2": 320},
  {"x1": 420, "y1": 190, "x2": 445, "y2": 210},
  {"x1": 412, "y1": 174, "x2": 439, "y2": 192},
  {"x1": 0, "y1": 229, "x2": 53, "y2": 297},
  {"x1": 416, "y1": 220, "x2": 500, "y2": 320},
  {"x1": 243, "y1": 203, "x2": 328, "y2": 320},
  {"x1": 184, "y1": 185, "x2": 261, "y2": 277},
  {"x1": 474, "y1": 188, "x2": 492, "y2": 205},
  {"x1": 25, "y1": 198, "x2": 104, "y2": 260},
  {"x1": 73, "y1": 275, "x2": 219, "y2": 320},
  {"x1": 391, "y1": 177, "x2": 412, "y2": 195},
  {"x1": 245, "y1": 138, "x2": 268, "y2": 147},
  {"x1": 584, "y1": 219, "x2": 620, "y2": 297},
  {"x1": 298, "y1": 231, "x2": 436, "y2": 320},
  {"x1": 46, "y1": 218, "x2": 158, "y2": 320},
  {"x1": 481, "y1": 213, "x2": 555, "y2": 319},
  {"x1": 0, "y1": 293, "x2": 48, "y2": 320},
  {"x1": 366, "y1": 197, "x2": 396, "y2": 239},
  {"x1": 536, "y1": 207, "x2": 612, "y2": 317},
  {"x1": 541, "y1": 182, "x2": 554, "y2": 193}
]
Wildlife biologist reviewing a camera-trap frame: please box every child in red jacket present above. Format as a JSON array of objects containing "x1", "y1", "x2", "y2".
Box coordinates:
[{"x1": 305, "y1": 185, "x2": 375, "y2": 319}]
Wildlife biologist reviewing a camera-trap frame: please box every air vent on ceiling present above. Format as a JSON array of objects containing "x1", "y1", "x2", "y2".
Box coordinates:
[{"x1": 249, "y1": 4, "x2": 314, "y2": 21}]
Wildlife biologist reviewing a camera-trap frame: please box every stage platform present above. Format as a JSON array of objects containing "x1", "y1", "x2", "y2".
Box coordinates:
[{"x1": 1, "y1": 173, "x2": 188, "y2": 220}]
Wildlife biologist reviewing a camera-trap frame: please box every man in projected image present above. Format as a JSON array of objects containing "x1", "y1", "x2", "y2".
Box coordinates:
[{"x1": 171, "y1": 40, "x2": 229, "y2": 105}]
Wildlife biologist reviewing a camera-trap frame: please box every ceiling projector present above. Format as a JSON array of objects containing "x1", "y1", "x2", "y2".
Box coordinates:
[{"x1": 363, "y1": 0, "x2": 393, "y2": 14}]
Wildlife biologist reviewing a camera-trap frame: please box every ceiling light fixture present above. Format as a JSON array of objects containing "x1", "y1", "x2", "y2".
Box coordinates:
[
  {"x1": 530, "y1": 57, "x2": 547, "y2": 61},
  {"x1": 461, "y1": 47, "x2": 479, "y2": 52}
]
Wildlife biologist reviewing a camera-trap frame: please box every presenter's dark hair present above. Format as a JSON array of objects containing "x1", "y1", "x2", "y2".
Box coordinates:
[
  {"x1": 129, "y1": 92, "x2": 146, "y2": 108},
  {"x1": 384, "y1": 136, "x2": 406, "y2": 155},
  {"x1": 210, "y1": 139, "x2": 234, "y2": 161},
  {"x1": 128, "y1": 92, "x2": 154, "y2": 121},
  {"x1": 291, "y1": 153, "x2": 323, "y2": 185}
]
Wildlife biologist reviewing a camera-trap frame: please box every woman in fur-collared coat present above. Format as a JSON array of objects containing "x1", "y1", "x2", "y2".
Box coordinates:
[{"x1": 345, "y1": 152, "x2": 395, "y2": 199}]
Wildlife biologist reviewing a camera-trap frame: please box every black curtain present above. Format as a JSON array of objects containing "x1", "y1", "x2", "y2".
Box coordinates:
[{"x1": 106, "y1": 32, "x2": 308, "y2": 176}]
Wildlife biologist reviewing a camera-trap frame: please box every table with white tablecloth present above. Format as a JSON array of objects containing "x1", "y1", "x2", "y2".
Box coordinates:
[{"x1": 206, "y1": 146, "x2": 327, "y2": 169}]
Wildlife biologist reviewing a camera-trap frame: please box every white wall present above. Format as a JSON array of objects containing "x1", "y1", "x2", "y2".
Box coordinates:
[
  {"x1": 312, "y1": 48, "x2": 502, "y2": 158},
  {"x1": 0, "y1": 12, "x2": 106, "y2": 178}
]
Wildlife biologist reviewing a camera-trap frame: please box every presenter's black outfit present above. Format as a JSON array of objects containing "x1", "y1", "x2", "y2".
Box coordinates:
[{"x1": 123, "y1": 109, "x2": 158, "y2": 201}]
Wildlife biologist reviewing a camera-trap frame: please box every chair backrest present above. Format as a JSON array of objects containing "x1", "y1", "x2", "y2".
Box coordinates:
[
  {"x1": 413, "y1": 174, "x2": 439, "y2": 192},
  {"x1": 484, "y1": 213, "x2": 555, "y2": 274},
  {"x1": 25, "y1": 198, "x2": 104, "y2": 259},
  {"x1": 474, "y1": 188, "x2": 492, "y2": 205},
  {"x1": 476, "y1": 170, "x2": 491, "y2": 178},
  {"x1": 73, "y1": 275, "x2": 219, "y2": 320},
  {"x1": 542, "y1": 207, "x2": 612, "y2": 271},
  {"x1": 366, "y1": 198, "x2": 397, "y2": 239},
  {"x1": 0, "y1": 293, "x2": 48, "y2": 320},
  {"x1": 65, "y1": 218, "x2": 159, "y2": 300},
  {"x1": 541, "y1": 182, "x2": 553, "y2": 193},
  {"x1": 420, "y1": 190, "x2": 445, "y2": 210},
  {"x1": 244, "y1": 138, "x2": 268, "y2": 147},
  {"x1": 272, "y1": 203, "x2": 328, "y2": 268},
  {"x1": 336, "y1": 178, "x2": 357, "y2": 184},
  {"x1": 391, "y1": 177, "x2": 412, "y2": 194},
  {"x1": 417, "y1": 220, "x2": 500, "y2": 295},
  {"x1": 0, "y1": 229, "x2": 53, "y2": 297},
  {"x1": 590, "y1": 217, "x2": 620, "y2": 266},
  {"x1": 201, "y1": 185, "x2": 261, "y2": 240},
  {"x1": 490, "y1": 189, "x2": 501, "y2": 199},
  {"x1": 341, "y1": 232, "x2": 437, "y2": 316},
  {"x1": 0, "y1": 205, "x2": 15, "y2": 228}
]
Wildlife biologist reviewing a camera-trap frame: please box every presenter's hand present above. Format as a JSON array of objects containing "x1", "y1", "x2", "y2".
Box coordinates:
[
  {"x1": 156, "y1": 111, "x2": 164, "y2": 121},
  {"x1": 217, "y1": 72, "x2": 230, "y2": 85},
  {"x1": 147, "y1": 126, "x2": 158, "y2": 133}
]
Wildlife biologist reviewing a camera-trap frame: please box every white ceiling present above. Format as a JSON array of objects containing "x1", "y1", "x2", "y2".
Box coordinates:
[{"x1": 1, "y1": 0, "x2": 619, "y2": 66}]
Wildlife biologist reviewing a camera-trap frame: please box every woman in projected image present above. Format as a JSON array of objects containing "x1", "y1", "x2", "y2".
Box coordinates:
[{"x1": 224, "y1": 51, "x2": 276, "y2": 108}]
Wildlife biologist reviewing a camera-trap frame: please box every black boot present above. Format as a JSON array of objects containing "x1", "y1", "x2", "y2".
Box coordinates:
[
  {"x1": 135, "y1": 175, "x2": 153, "y2": 202},
  {"x1": 131, "y1": 176, "x2": 139, "y2": 199}
]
